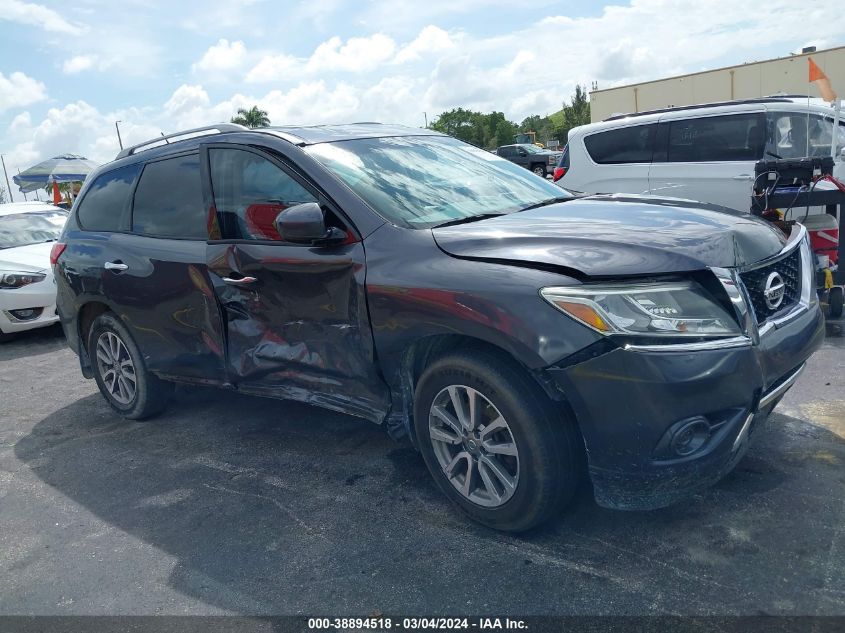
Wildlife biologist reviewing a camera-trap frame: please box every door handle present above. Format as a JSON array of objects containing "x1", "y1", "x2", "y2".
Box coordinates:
[
  {"x1": 223, "y1": 276, "x2": 257, "y2": 285},
  {"x1": 732, "y1": 174, "x2": 753, "y2": 181},
  {"x1": 104, "y1": 261, "x2": 128, "y2": 272}
]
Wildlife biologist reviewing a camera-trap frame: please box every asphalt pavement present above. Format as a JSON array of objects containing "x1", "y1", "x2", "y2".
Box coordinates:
[{"x1": 0, "y1": 323, "x2": 843, "y2": 616}]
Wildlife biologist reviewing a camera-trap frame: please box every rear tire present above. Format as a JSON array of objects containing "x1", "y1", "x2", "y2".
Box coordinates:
[
  {"x1": 829, "y1": 287, "x2": 844, "y2": 319},
  {"x1": 414, "y1": 349, "x2": 581, "y2": 532},
  {"x1": 88, "y1": 313, "x2": 172, "y2": 419}
]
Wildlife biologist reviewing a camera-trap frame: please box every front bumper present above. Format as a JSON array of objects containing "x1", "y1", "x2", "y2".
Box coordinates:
[
  {"x1": 0, "y1": 280, "x2": 59, "y2": 335},
  {"x1": 546, "y1": 300, "x2": 825, "y2": 510}
]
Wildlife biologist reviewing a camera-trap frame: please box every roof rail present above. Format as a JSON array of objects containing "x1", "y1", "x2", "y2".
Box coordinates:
[
  {"x1": 602, "y1": 97, "x2": 793, "y2": 122},
  {"x1": 115, "y1": 123, "x2": 247, "y2": 159}
]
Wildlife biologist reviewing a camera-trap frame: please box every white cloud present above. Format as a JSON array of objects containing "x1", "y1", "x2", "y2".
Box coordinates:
[
  {"x1": 164, "y1": 84, "x2": 211, "y2": 114},
  {"x1": 245, "y1": 54, "x2": 300, "y2": 83},
  {"x1": 394, "y1": 25, "x2": 454, "y2": 63},
  {"x1": 8, "y1": 110, "x2": 31, "y2": 129},
  {"x1": 0, "y1": 0, "x2": 85, "y2": 34},
  {"x1": 192, "y1": 39, "x2": 248, "y2": 73},
  {"x1": 0, "y1": 71, "x2": 47, "y2": 113},
  {"x1": 247, "y1": 32, "x2": 406, "y2": 83},
  {"x1": 62, "y1": 55, "x2": 97, "y2": 74},
  {"x1": 307, "y1": 34, "x2": 397, "y2": 73}
]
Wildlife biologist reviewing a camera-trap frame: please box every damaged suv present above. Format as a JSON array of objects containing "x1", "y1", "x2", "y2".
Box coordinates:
[{"x1": 53, "y1": 123, "x2": 823, "y2": 531}]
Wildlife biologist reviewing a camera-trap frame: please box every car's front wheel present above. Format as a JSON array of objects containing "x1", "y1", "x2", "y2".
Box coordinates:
[
  {"x1": 532, "y1": 164, "x2": 546, "y2": 178},
  {"x1": 414, "y1": 349, "x2": 581, "y2": 532},
  {"x1": 88, "y1": 313, "x2": 172, "y2": 419}
]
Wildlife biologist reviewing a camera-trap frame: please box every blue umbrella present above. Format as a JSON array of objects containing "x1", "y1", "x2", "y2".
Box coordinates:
[{"x1": 13, "y1": 154, "x2": 100, "y2": 193}]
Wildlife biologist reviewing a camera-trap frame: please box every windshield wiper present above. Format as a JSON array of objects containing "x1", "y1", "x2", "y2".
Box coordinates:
[
  {"x1": 516, "y1": 196, "x2": 573, "y2": 212},
  {"x1": 434, "y1": 213, "x2": 506, "y2": 228}
]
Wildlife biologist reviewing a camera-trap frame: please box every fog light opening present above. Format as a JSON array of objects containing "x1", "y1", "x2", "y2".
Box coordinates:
[
  {"x1": 670, "y1": 418, "x2": 712, "y2": 457},
  {"x1": 6, "y1": 307, "x2": 43, "y2": 322}
]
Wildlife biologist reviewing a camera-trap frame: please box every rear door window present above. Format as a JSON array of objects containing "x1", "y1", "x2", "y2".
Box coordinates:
[
  {"x1": 208, "y1": 148, "x2": 317, "y2": 241},
  {"x1": 584, "y1": 124, "x2": 656, "y2": 164},
  {"x1": 76, "y1": 164, "x2": 141, "y2": 232},
  {"x1": 132, "y1": 154, "x2": 207, "y2": 239},
  {"x1": 767, "y1": 112, "x2": 845, "y2": 158},
  {"x1": 666, "y1": 113, "x2": 765, "y2": 162}
]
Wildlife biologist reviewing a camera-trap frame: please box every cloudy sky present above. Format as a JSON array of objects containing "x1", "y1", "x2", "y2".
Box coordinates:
[{"x1": 1, "y1": 0, "x2": 844, "y2": 200}]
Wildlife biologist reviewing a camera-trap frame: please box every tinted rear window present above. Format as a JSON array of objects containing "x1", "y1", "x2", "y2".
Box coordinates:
[
  {"x1": 666, "y1": 113, "x2": 765, "y2": 162},
  {"x1": 558, "y1": 145, "x2": 570, "y2": 169},
  {"x1": 584, "y1": 124, "x2": 656, "y2": 164},
  {"x1": 76, "y1": 164, "x2": 141, "y2": 232},
  {"x1": 132, "y1": 154, "x2": 207, "y2": 239}
]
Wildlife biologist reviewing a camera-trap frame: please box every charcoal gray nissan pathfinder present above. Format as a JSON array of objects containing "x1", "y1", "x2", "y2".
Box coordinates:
[{"x1": 53, "y1": 123, "x2": 824, "y2": 531}]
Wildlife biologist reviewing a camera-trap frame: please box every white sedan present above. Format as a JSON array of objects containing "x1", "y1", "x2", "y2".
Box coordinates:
[{"x1": 0, "y1": 202, "x2": 68, "y2": 342}]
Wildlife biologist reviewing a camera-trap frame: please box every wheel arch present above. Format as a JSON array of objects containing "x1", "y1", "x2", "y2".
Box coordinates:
[
  {"x1": 76, "y1": 301, "x2": 114, "y2": 378},
  {"x1": 385, "y1": 333, "x2": 577, "y2": 445}
]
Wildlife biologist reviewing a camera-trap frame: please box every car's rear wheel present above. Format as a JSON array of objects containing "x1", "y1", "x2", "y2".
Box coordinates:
[
  {"x1": 88, "y1": 313, "x2": 172, "y2": 419},
  {"x1": 532, "y1": 164, "x2": 546, "y2": 178},
  {"x1": 829, "y1": 286, "x2": 844, "y2": 319},
  {"x1": 414, "y1": 349, "x2": 581, "y2": 532}
]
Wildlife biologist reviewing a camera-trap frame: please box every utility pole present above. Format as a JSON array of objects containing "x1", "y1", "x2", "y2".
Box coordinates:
[
  {"x1": 1, "y1": 154, "x2": 12, "y2": 203},
  {"x1": 423, "y1": 112, "x2": 428, "y2": 128},
  {"x1": 115, "y1": 120, "x2": 124, "y2": 150}
]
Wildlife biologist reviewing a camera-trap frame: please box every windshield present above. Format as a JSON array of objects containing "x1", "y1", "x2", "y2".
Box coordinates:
[
  {"x1": 305, "y1": 135, "x2": 572, "y2": 229},
  {"x1": 0, "y1": 212, "x2": 66, "y2": 249}
]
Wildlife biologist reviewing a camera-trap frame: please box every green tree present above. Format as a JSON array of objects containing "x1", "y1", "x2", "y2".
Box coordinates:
[
  {"x1": 494, "y1": 120, "x2": 515, "y2": 148},
  {"x1": 549, "y1": 85, "x2": 591, "y2": 145},
  {"x1": 430, "y1": 109, "x2": 517, "y2": 149},
  {"x1": 231, "y1": 105, "x2": 271, "y2": 128}
]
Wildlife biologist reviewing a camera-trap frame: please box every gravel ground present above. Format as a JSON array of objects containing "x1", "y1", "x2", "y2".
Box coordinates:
[{"x1": 0, "y1": 323, "x2": 843, "y2": 616}]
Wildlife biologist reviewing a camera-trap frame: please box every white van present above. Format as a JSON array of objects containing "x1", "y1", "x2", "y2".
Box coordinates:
[{"x1": 556, "y1": 97, "x2": 845, "y2": 213}]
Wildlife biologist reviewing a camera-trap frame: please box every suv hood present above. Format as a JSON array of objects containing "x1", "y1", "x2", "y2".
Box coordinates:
[{"x1": 432, "y1": 194, "x2": 787, "y2": 278}]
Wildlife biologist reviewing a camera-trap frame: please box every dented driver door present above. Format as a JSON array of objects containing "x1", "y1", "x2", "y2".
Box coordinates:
[{"x1": 202, "y1": 144, "x2": 390, "y2": 422}]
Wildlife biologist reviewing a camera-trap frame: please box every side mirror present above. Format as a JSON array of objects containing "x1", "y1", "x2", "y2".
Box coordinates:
[
  {"x1": 839, "y1": 147, "x2": 845, "y2": 161},
  {"x1": 273, "y1": 202, "x2": 345, "y2": 244}
]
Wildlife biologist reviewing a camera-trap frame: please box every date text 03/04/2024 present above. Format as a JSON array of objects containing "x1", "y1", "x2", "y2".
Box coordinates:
[{"x1": 307, "y1": 617, "x2": 528, "y2": 630}]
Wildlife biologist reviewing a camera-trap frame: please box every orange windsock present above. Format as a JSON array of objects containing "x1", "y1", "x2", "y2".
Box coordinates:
[
  {"x1": 52, "y1": 181, "x2": 61, "y2": 205},
  {"x1": 809, "y1": 57, "x2": 837, "y2": 102}
]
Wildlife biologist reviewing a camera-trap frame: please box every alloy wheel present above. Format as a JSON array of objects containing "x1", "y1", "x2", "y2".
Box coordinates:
[
  {"x1": 95, "y1": 331, "x2": 137, "y2": 405},
  {"x1": 428, "y1": 385, "x2": 520, "y2": 507}
]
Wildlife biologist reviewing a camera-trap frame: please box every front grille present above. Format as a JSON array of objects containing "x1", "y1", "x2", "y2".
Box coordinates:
[{"x1": 740, "y1": 247, "x2": 802, "y2": 322}]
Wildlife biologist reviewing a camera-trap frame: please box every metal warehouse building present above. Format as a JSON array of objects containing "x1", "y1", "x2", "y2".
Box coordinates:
[{"x1": 589, "y1": 45, "x2": 845, "y2": 122}]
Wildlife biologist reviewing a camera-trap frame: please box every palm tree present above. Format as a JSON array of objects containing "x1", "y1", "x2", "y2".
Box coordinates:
[{"x1": 231, "y1": 106, "x2": 271, "y2": 128}]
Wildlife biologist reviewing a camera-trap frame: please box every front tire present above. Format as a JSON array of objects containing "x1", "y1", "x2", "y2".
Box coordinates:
[
  {"x1": 531, "y1": 164, "x2": 546, "y2": 178},
  {"x1": 88, "y1": 313, "x2": 172, "y2": 419},
  {"x1": 414, "y1": 349, "x2": 581, "y2": 532}
]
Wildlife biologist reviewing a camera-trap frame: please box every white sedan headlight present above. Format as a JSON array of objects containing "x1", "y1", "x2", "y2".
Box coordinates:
[
  {"x1": 0, "y1": 270, "x2": 46, "y2": 289},
  {"x1": 540, "y1": 281, "x2": 741, "y2": 337}
]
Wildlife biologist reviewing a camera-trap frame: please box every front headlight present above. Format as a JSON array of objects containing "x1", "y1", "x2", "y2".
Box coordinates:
[
  {"x1": 0, "y1": 271, "x2": 46, "y2": 289},
  {"x1": 540, "y1": 280, "x2": 741, "y2": 337}
]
